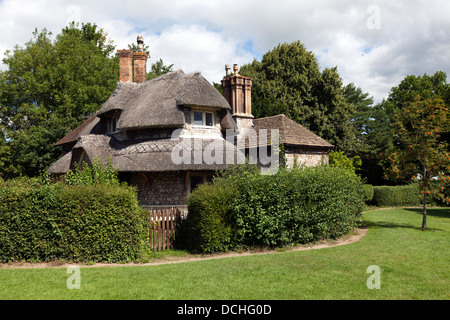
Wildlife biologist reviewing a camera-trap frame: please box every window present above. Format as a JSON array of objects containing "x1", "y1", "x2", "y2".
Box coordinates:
[
  {"x1": 192, "y1": 111, "x2": 214, "y2": 127},
  {"x1": 205, "y1": 112, "x2": 213, "y2": 126},
  {"x1": 190, "y1": 175, "x2": 204, "y2": 192},
  {"x1": 108, "y1": 117, "x2": 119, "y2": 133},
  {"x1": 194, "y1": 111, "x2": 203, "y2": 126},
  {"x1": 189, "y1": 174, "x2": 213, "y2": 193}
]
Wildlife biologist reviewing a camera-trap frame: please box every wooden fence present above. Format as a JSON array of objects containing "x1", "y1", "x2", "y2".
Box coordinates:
[{"x1": 149, "y1": 208, "x2": 181, "y2": 252}]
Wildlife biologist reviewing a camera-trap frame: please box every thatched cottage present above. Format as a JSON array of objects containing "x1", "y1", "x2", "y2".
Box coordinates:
[{"x1": 48, "y1": 37, "x2": 333, "y2": 207}]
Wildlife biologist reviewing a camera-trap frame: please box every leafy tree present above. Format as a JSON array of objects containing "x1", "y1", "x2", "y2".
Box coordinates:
[
  {"x1": 385, "y1": 71, "x2": 450, "y2": 113},
  {"x1": 239, "y1": 41, "x2": 358, "y2": 152},
  {"x1": 386, "y1": 96, "x2": 450, "y2": 229},
  {"x1": 127, "y1": 40, "x2": 173, "y2": 81},
  {"x1": 147, "y1": 58, "x2": 174, "y2": 80},
  {"x1": 0, "y1": 23, "x2": 119, "y2": 177},
  {"x1": 329, "y1": 150, "x2": 362, "y2": 174},
  {"x1": 341, "y1": 83, "x2": 395, "y2": 184},
  {"x1": 343, "y1": 83, "x2": 374, "y2": 147},
  {"x1": 384, "y1": 71, "x2": 450, "y2": 147}
]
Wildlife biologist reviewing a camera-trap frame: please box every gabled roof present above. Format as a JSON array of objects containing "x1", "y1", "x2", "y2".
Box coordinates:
[
  {"x1": 54, "y1": 113, "x2": 100, "y2": 146},
  {"x1": 97, "y1": 70, "x2": 231, "y2": 131},
  {"x1": 252, "y1": 114, "x2": 334, "y2": 148}
]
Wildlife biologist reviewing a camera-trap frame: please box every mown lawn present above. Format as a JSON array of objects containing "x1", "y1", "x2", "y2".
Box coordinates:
[{"x1": 0, "y1": 208, "x2": 448, "y2": 300}]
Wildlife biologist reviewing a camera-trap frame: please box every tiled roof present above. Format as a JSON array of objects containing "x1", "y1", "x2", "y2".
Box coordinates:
[
  {"x1": 252, "y1": 114, "x2": 334, "y2": 148},
  {"x1": 54, "y1": 113, "x2": 99, "y2": 146}
]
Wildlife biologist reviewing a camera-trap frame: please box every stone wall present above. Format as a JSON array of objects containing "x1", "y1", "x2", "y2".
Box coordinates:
[
  {"x1": 285, "y1": 146, "x2": 329, "y2": 168},
  {"x1": 130, "y1": 172, "x2": 187, "y2": 206}
]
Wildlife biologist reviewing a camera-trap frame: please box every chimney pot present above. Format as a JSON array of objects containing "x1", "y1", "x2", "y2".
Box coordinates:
[
  {"x1": 225, "y1": 64, "x2": 231, "y2": 77},
  {"x1": 233, "y1": 64, "x2": 239, "y2": 75},
  {"x1": 137, "y1": 35, "x2": 144, "y2": 52},
  {"x1": 133, "y1": 35, "x2": 148, "y2": 83}
]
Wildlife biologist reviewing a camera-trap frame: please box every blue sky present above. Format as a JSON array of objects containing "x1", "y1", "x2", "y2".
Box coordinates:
[{"x1": 0, "y1": 0, "x2": 449, "y2": 104}]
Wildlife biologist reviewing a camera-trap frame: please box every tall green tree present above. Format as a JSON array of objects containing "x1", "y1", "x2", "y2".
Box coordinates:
[
  {"x1": 386, "y1": 96, "x2": 450, "y2": 229},
  {"x1": 384, "y1": 71, "x2": 450, "y2": 113},
  {"x1": 239, "y1": 41, "x2": 358, "y2": 152},
  {"x1": 384, "y1": 71, "x2": 450, "y2": 146},
  {"x1": 0, "y1": 23, "x2": 119, "y2": 178},
  {"x1": 381, "y1": 71, "x2": 450, "y2": 184},
  {"x1": 341, "y1": 83, "x2": 393, "y2": 184}
]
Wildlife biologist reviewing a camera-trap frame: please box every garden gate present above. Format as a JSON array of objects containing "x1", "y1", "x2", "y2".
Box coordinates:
[{"x1": 149, "y1": 207, "x2": 182, "y2": 251}]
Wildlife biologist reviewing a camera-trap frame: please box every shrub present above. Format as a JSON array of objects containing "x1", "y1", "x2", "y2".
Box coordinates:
[
  {"x1": 180, "y1": 183, "x2": 237, "y2": 253},
  {"x1": 182, "y1": 165, "x2": 365, "y2": 253},
  {"x1": 49, "y1": 158, "x2": 120, "y2": 186},
  {"x1": 0, "y1": 180, "x2": 150, "y2": 263},
  {"x1": 361, "y1": 184, "x2": 374, "y2": 203},
  {"x1": 329, "y1": 150, "x2": 362, "y2": 173},
  {"x1": 371, "y1": 184, "x2": 420, "y2": 207}
]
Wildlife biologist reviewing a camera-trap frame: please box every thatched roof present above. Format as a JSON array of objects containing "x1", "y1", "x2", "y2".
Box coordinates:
[
  {"x1": 47, "y1": 151, "x2": 72, "y2": 174},
  {"x1": 97, "y1": 70, "x2": 231, "y2": 130},
  {"x1": 251, "y1": 114, "x2": 334, "y2": 149},
  {"x1": 48, "y1": 133, "x2": 244, "y2": 174}
]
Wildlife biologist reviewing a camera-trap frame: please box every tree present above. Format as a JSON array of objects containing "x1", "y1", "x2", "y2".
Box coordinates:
[
  {"x1": 386, "y1": 96, "x2": 450, "y2": 230},
  {"x1": 239, "y1": 41, "x2": 358, "y2": 152},
  {"x1": 0, "y1": 23, "x2": 119, "y2": 177},
  {"x1": 329, "y1": 150, "x2": 362, "y2": 174},
  {"x1": 127, "y1": 41, "x2": 174, "y2": 81},
  {"x1": 384, "y1": 71, "x2": 450, "y2": 148},
  {"x1": 341, "y1": 83, "x2": 397, "y2": 184},
  {"x1": 147, "y1": 58, "x2": 174, "y2": 80}
]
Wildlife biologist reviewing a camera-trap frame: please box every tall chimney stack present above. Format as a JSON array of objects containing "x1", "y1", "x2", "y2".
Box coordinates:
[
  {"x1": 133, "y1": 35, "x2": 148, "y2": 83},
  {"x1": 118, "y1": 49, "x2": 133, "y2": 82},
  {"x1": 221, "y1": 64, "x2": 253, "y2": 129}
]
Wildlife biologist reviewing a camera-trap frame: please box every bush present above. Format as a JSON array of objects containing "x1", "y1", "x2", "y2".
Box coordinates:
[
  {"x1": 371, "y1": 184, "x2": 420, "y2": 207},
  {"x1": 180, "y1": 183, "x2": 237, "y2": 253},
  {"x1": 182, "y1": 165, "x2": 365, "y2": 253},
  {"x1": 361, "y1": 184, "x2": 374, "y2": 203},
  {"x1": 0, "y1": 179, "x2": 150, "y2": 263},
  {"x1": 329, "y1": 150, "x2": 362, "y2": 173}
]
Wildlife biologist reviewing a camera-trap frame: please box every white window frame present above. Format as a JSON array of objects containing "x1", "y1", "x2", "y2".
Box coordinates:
[{"x1": 191, "y1": 110, "x2": 215, "y2": 127}]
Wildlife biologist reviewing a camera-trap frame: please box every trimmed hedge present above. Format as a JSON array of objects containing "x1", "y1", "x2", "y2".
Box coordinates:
[
  {"x1": 361, "y1": 184, "x2": 374, "y2": 203},
  {"x1": 181, "y1": 165, "x2": 365, "y2": 253},
  {"x1": 178, "y1": 183, "x2": 237, "y2": 253},
  {"x1": 0, "y1": 178, "x2": 151, "y2": 263},
  {"x1": 371, "y1": 184, "x2": 420, "y2": 207}
]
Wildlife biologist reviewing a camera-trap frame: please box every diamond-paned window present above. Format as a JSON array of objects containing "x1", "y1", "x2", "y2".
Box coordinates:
[
  {"x1": 205, "y1": 113, "x2": 213, "y2": 126},
  {"x1": 194, "y1": 111, "x2": 203, "y2": 126},
  {"x1": 192, "y1": 111, "x2": 214, "y2": 126}
]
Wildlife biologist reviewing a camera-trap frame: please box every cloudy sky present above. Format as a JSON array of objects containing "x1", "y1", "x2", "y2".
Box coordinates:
[{"x1": 0, "y1": 0, "x2": 449, "y2": 103}]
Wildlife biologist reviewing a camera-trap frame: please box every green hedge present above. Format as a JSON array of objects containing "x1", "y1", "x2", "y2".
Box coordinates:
[
  {"x1": 0, "y1": 178, "x2": 150, "y2": 263},
  {"x1": 178, "y1": 183, "x2": 237, "y2": 253},
  {"x1": 361, "y1": 184, "x2": 374, "y2": 203},
  {"x1": 371, "y1": 184, "x2": 420, "y2": 207},
  {"x1": 181, "y1": 165, "x2": 365, "y2": 253}
]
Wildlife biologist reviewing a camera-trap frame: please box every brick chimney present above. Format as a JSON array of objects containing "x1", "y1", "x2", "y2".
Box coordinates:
[
  {"x1": 221, "y1": 64, "x2": 253, "y2": 129},
  {"x1": 118, "y1": 36, "x2": 148, "y2": 83},
  {"x1": 118, "y1": 49, "x2": 133, "y2": 82},
  {"x1": 133, "y1": 35, "x2": 148, "y2": 83}
]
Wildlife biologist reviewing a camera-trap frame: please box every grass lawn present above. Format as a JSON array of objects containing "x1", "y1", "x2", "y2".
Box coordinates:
[{"x1": 0, "y1": 208, "x2": 448, "y2": 300}]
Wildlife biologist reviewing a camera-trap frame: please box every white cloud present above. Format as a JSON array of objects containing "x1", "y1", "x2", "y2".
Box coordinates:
[
  {"x1": 146, "y1": 24, "x2": 253, "y2": 83},
  {"x1": 0, "y1": 0, "x2": 449, "y2": 104}
]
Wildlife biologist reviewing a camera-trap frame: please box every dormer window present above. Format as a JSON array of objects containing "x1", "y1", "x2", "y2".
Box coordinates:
[
  {"x1": 108, "y1": 117, "x2": 119, "y2": 134},
  {"x1": 192, "y1": 110, "x2": 214, "y2": 127}
]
